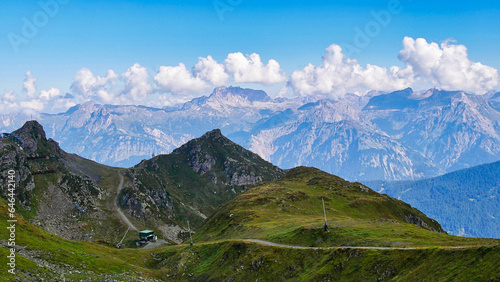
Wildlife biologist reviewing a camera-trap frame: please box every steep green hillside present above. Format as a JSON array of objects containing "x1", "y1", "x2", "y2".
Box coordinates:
[
  {"x1": 196, "y1": 167, "x2": 500, "y2": 248},
  {"x1": 1, "y1": 181, "x2": 499, "y2": 281},
  {"x1": 366, "y1": 161, "x2": 500, "y2": 238},
  {"x1": 122, "y1": 129, "x2": 284, "y2": 239},
  {"x1": 152, "y1": 241, "x2": 500, "y2": 281},
  {"x1": 0, "y1": 198, "x2": 157, "y2": 280}
]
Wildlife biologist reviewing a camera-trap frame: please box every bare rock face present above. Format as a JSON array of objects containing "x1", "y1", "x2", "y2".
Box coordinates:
[
  {"x1": 32, "y1": 182, "x2": 94, "y2": 241},
  {"x1": 12, "y1": 120, "x2": 46, "y2": 154},
  {"x1": 0, "y1": 140, "x2": 34, "y2": 209},
  {"x1": 157, "y1": 224, "x2": 188, "y2": 244},
  {"x1": 405, "y1": 214, "x2": 444, "y2": 233},
  {"x1": 228, "y1": 171, "x2": 263, "y2": 186},
  {"x1": 188, "y1": 146, "x2": 216, "y2": 175}
]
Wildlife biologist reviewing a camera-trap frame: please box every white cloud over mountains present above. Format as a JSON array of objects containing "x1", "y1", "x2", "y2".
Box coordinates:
[
  {"x1": 398, "y1": 37, "x2": 498, "y2": 94},
  {"x1": 225, "y1": 52, "x2": 287, "y2": 85},
  {"x1": 23, "y1": 71, "x2": 37, "y2": 99},
  {"x1": 122, "y1": 63, "x2": 153, "y2": 102},
  {"x1": 155, "y1": 63, "x2": 211, "y2": 95},
  {"x1": 64, "y1": 54, "x2": 287, "y2": 107},
  {"x1": 193, "y1": 55, "x2": 229, "y2": 86},
  {"x1": 6, "y1": 37, "x2": 499, "y2": 113},
  {"x1": 0, "y1": 90, "x2": 18, "y2": 113},
  {"x1": 71, "y1": 68, "x2": 118, "y2": 103},
  {"x1": 289, "y1": 37, "x2": 498, "y2": 97},
  {"x1": 153, "y1": 53, "x2": 286, "y2": 98},
  {"x1": 290, "y1": 44, "x2": 413, "y2": 98}
]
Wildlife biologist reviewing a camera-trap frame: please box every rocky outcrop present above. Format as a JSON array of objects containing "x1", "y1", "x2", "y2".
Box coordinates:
[{"x1": 405, "y1": 214, "x2": 445, "y2": 233}]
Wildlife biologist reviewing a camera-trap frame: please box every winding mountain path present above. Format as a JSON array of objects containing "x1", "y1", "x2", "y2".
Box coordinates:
[
  {"x1": 242, "y1": 239, "x2": 482, "y2": 250},
  {"x1": 115, "y1": 173, "x2": 138, "y2": 231}
]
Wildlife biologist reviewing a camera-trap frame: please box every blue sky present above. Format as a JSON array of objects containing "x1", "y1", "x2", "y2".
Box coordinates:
[{"x1": 1, "y1": 0, "x2": 499, "y2": 112}]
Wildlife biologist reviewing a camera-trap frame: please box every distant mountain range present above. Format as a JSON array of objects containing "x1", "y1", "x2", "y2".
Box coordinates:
[
  {"x1": 1, "y1": 86, "x2": 499, "y2": 181},
  {"x1": 366, "y1": 161, "x2": 500, "y2": 238}
]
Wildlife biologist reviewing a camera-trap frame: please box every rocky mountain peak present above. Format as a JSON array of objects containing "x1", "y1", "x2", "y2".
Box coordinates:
[
  {"x1": 12, "y1": 120, "x2": 47, "y2": 153},
  {"x1": 14, "y1": 120, "x2": 46, "y2": 140},
  {"x1": 168, "y1": 128, "x2": 283, "y2": 184},
  {"x1": 201, "y1": 128, "x2": 223, "y2": 140},
  {"x1": 173, "y1": 129, "x2": 228, "y2": 155},
  {"x1": 12, "y1": 120, "x2": 62, "y2": 155},
  {"x1": 210, "y1": 86, "x2": 271, "y2": 102},
  {"x1": 363, "y1": 87, "x2": 418, "y2": 111}
]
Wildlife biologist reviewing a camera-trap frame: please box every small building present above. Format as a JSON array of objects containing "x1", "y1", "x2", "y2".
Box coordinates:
[
  {"x1": 136, "y1": 230, "x2": 157, "y2": 247},
  {"x1": 138, "y1": 230, "x2": 156, "y2": 241}
]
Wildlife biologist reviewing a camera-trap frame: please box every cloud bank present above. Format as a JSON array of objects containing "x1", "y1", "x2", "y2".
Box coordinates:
[
  {"x1": 5, "y1": 37, "x2": 498, "y2": 113},
  {"x1": 289, "y1": 37, "x2": 498, "y2": 97}
]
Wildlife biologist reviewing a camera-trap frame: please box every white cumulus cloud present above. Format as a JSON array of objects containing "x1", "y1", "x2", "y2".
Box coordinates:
[
  {"x1": 20, "y1": 87, "x2": 68, "y2": 112},
  {"x1": 154, "y1": 63, "x2": 210, "y2": 95},
  {"x1": 225, "y1": 52, "x2": 287, "y2": 85},
  {"x1": 0, "y1": 90, "x2": 19, "y2": 113},
  {"x1": 22, "y1": 71, "x2": 37, "y2": 99},
  {"x1": 71, "y1": 68, "x2": 118, "y2": 102},
  {"x1": 39, "y1": 88, "x2": 61, "y2": 100},
  {"x1": 193, "y1": 56, "x2": 228, "y2": 86},
  {"x1": 3, "y1": 89, "x2": 17, "y2": 102},
  {"x1": 19, "y1": 99, "x2": 45, "y2": 111},
  {"x1": 122, "y1": 63, "x2": 153, "y2": 102},
  {"x1": 16, "y1": 72, "x2": 76, "y2": 113},
  {"x1": 398, "y1": 37, "x2": 498, "y2": 94},
  {"x1": 290, "y1": 44, "x2": 413, "y2": 98}
]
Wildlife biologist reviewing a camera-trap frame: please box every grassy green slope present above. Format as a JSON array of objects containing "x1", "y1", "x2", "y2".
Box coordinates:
[
  {"x1": 1, "y1": 195, "x2": 499, "y2": 281},
  {"x1": 153, "y1": 241, "x2": 500, "y2": 281},
  {"x1": 196, "y1": 167, "x2": 498, "y2": 248}
]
